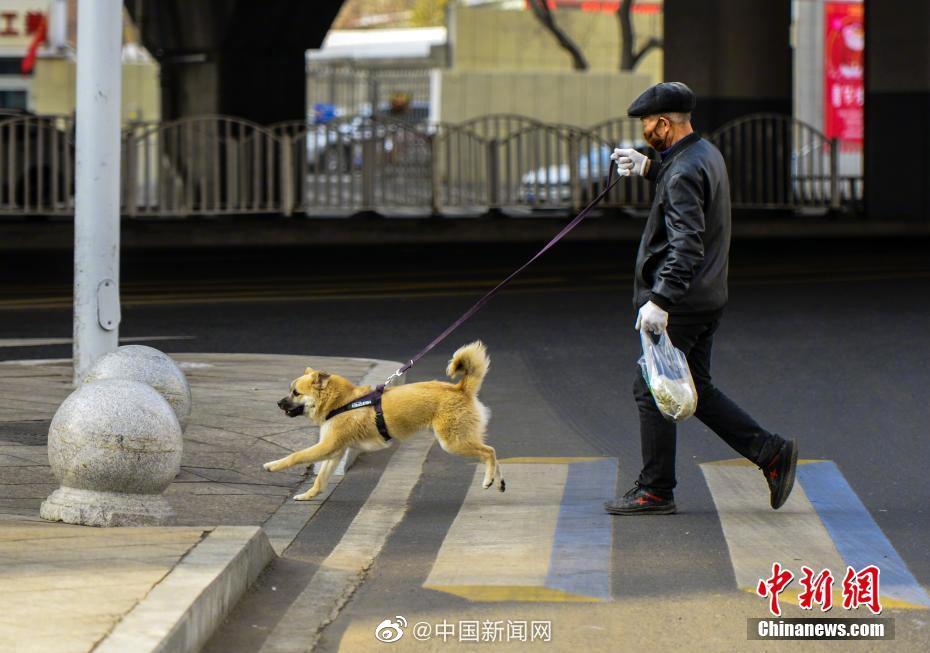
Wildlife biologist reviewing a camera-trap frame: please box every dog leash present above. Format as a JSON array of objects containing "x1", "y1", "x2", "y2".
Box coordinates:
[{"x1": 383, "y1": 165, "x2": 623, "y2": 386}]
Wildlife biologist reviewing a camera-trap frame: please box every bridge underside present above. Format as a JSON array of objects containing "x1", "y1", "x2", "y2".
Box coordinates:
[{"x1": 128, "y1": 0, "x2": 345, "y2": 125}]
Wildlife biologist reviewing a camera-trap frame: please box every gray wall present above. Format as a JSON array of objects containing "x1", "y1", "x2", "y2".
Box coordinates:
[{"x1": 664, "y1": 0, "x2": 792, "y2": 134}]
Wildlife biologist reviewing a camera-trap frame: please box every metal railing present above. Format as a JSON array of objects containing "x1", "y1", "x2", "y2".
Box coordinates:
[
  {"x1": 709, "y1": 113, "x2": 857, "y2": 210},
  {"x1": 122, "y1": 116, "x2": 283, "y2": 216},
  {"x1": 274, "y1": 117, "x2": 434, "y2": 213},
  {"x1": 0, "y1": 112, "x2": 862, "y2": 218},
  {"x1": 0, "y1": 114, "x2": 75, "y2": 215}
]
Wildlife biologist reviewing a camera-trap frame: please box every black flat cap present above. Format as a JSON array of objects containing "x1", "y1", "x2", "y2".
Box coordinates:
[{"x1": 627, "y1": 82, "x2": 696, "y2": 117}]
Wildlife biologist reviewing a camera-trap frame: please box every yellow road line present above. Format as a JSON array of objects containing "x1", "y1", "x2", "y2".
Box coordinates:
[
  {"x1": 741, "y1": 587, "x2": 930, "y2": 611},
  {"x1": 0, "y1": 275, "x2": 565, "y2": 299},
  {"x1": 0, "y1": 283, "x2": 634, "y2": 310},
  {"x1": 498, "y1": 456, "x2": 607, "y2": 464},
  {"x1": 1, "y1": 268, "x2": 927, "y2": 311},
  {"x1": 424, "y1": 584, "x2": 603, "y2": 603},
  {"x1": 709, "y1": 458, "x2": 824, "y2": 466}
]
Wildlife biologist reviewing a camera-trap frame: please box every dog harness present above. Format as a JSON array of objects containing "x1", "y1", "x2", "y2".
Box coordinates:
[{"x1": 324, "y1": 384, "x2": 392, "y2": 442}]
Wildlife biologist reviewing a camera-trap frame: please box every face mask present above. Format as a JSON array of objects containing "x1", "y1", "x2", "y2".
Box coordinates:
[{"x1": 644, "y1": 118, "x2": 670, "y2": 152}]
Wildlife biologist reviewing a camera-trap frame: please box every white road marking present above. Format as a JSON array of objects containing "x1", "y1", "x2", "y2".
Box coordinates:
[
  {"x1": 423, "y1": 457, "x2": 616, "y2": 603},
  {"x1": 701, "y1": 458, "x2": 930, "y2": 610},
  {"x1": 425, "y1": 463, "x2": 567, "y2": 591},
  {"x1": 701, "y1": 460, "x2": 845, "y2": 592},
  {"x1": 0, "y1": 335, "x2": 194, "y2": 349}
]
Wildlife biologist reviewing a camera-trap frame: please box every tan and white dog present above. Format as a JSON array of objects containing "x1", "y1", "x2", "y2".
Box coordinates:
[{"x1": 264, "y1": 341, "x2": 504, "y2": 500}]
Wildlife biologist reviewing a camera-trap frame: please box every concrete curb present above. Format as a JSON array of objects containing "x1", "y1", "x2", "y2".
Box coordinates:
[
  {"x1": 94, "y1": 526, "x2": 275, "y2": 653},
  {"x1": 321, "y1": 357, "x2": 406, "y2": 476}
]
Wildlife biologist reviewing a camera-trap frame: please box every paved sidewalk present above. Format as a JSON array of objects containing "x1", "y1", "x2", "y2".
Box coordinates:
[{"x1": 0, "y1": 353, "x2": 401, "y2": 653}]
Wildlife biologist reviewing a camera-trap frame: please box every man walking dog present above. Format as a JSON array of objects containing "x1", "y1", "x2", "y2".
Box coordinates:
[{"x1": 604, "y1": 82, "x2": 798, "y2": 516}]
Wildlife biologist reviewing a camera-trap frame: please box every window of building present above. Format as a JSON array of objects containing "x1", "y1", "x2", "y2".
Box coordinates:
[{"x1": 0, "y1": 89, "x2": 27, "y2": 110}]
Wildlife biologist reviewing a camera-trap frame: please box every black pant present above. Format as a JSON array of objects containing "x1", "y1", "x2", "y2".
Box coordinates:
[{"x1": 634, "y1": 316, "x2": 783, "y2": 492}]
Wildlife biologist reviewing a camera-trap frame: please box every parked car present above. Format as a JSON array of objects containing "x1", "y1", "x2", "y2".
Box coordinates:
[
  {"x1": 305, "y1": 115, "x2": 369, "y2": 173},
  {"x1": 519, "y1": 140, "x2": 648, "y2": 204},
  {"x1": 304, "y1": 111, "x2": 430, "y2": 173}
]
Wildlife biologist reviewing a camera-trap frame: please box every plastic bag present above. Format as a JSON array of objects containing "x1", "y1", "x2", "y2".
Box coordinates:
[{"x1": 638, "y1": 329, "x2": 698, "y2": 422}]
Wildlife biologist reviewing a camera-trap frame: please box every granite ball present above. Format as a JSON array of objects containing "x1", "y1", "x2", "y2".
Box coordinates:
[
  {"x1": 46, "y1": 379, "x2": 183, "y2": 494},
  {"x1": 82, "y1": 344, "x2": 192, "y2": 428},
  {"x1": 40, "y1": 379, "x2": 183, "y2": 526}
]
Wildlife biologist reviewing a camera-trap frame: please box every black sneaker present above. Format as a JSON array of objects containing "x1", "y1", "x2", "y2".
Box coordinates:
[
  {"x1": 604, "y1": 483, "x2": 676, "y2": 515},
  {"x1": 761, "y1": 438, "x2": 798, "y2": 510}
]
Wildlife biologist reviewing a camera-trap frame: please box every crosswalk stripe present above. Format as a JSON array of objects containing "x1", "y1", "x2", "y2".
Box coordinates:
[
  {"x1": 701, "y1": 458, "x2": 929, "y2": 610},
  {"x1": 425, "y1": 463, "x2": 568, "y2": 599},
  {"x1": 424, "y1": 457, "x2": 616, "y2": 603},
  {"x1": 701, "y1": 459, "x2": 846, "y2": 592},
  {"x1": 797, "y1": 461, "x2": 930, "y2": 609},
  {"x1": 545, "y1": 459, "x2": 615, "y2": 601}
]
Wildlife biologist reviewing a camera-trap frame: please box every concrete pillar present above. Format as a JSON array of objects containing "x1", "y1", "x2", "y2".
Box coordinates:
[
  {"x1": 131, "y1": 0, "x2": 345, "y2": 125},
  {"x1": 793, "y1": 0, "x2": 826, "y2": 132},
  {"x1": 219, "y1": 50, "x2": 307, "y2": 124},
  {"x1": 159, "y1": 49, "x2": 307, "y2": 124},
  {"x1": 663, "y1": 0, "x2": 792, "y2": 134},
  {"x1": 865, "y1": 0, "x2": 930, "y2": 219}
]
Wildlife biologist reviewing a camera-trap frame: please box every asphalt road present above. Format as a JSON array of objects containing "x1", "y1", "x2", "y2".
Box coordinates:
[{"x1": 3, "y1": 236, "x2": 930, "y2": 650}]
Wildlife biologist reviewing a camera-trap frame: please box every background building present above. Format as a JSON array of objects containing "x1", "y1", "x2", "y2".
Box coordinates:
[
  {"x1": 0, "y1": 0, "x2": 60, "y2": 112},
  {"x1": 308, "y1": 1, "x2": 662, "y2": 126},
  {"x1": 0, "y1": 0, "x2": 159, "y2": 123}
]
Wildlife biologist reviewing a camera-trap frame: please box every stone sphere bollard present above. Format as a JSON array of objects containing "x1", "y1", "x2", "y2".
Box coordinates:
[
  {"x1": 82, "y1": 344, "x2": 192, "y2": 429},
  {"x1": 40, "y1": 379, "x2": 183, "y2": 527}
]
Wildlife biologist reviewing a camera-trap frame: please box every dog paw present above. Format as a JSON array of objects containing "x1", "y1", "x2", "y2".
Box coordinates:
[
  {"x1": 263, "y1": 461, "x2": 277, "y2": 472},
  {"x1": 483, "y1": 478, "x2": 493, "y2": 489},
  {"x1": 499, "y1": 479, "x2": 506, "y2": 493},
  {"x1": 294, "y1": 489, "x2": 319, "y2": 501}
]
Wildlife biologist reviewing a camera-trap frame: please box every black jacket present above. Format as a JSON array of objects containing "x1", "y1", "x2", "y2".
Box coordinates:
[{"x1": 633, "y1": 133, "x2": 731, "y2": 317}]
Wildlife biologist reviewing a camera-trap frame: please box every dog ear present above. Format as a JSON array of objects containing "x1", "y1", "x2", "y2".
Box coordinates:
[
  {"x1": 313, "y1": 372, "x2": 331, "y2": 388},
  {"x1": 304, "y1": 367, "x2": 315, "y2": 375}
]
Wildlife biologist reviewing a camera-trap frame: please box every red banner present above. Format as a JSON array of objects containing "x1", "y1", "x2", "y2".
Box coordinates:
[{"x1": 824, "y1": 3, "x2": 864, "y2": 143}]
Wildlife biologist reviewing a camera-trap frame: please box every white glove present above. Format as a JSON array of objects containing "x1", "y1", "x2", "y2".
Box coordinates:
[
  {"x1": 635, "y1": 300, "x2": 668, "y2": 334},
  {"x1": 611, "y1": 147, "x2": 648, "y2": 177}
]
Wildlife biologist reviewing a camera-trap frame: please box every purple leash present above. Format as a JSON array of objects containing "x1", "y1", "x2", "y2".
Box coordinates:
[{"x1": 383, "y1": 165, "x2": 622, "y2": 385}]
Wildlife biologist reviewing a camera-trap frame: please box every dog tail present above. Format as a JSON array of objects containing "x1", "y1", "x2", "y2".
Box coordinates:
[{"x1": 446, "y1": 340, "x2": 489, "y2": 396}]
